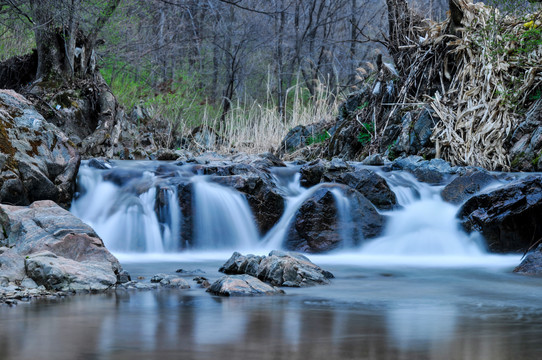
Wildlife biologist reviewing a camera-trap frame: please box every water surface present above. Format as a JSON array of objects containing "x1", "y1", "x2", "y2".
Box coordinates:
[{"x1": 2, "y1": 255, "x2": 541, "y2": 360}]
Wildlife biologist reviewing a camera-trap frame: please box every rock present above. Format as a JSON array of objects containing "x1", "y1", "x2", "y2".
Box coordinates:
[
  {"x1": 441, "y1": 170, "x2": 497, "y2": 205},
  {"x1": 256, "y1": 250, "x2": 334, "y2": 287},
  {"x1": 87, "y1": 158, "x2": 112, "y2": 170},
  {"x1": 458, "y1": 176, "x2": 542, "y2": 253},
  {"x1": 176, "y1": 268, "x2": 205, "y2": 275},
  {"x1": 219, "y1": 252, "x2": 264, "y2": 277},
  {"x1": 207, "y1": 274, "x2": 285, "y2": 296},
  {"x1": 25, "y1": 251, "x2": 118, "y2": 291},
  {"x1": 362, "y1": 154, "x2": 384, "y2": 166},
  {"x1": 391, "y1": 156, "x2": 453, "y2": 184},
  {"x1": 154, "y1": 148, "x2": 179, "y2": 161},
  {"x1": 514, "y1": 244, "x2": 542, "y2": 275},
  {"x1": 299, "y1": 160, "x2": 328, "y2": 187},
  {"x1": 150, "y1": 273, "x2": 167, "y2": 283},
  {"x1": 409, "y1": 108, "x2": 437, "y2": 153},
  {"x1": 159, "y1": 275, "x2": 190, "y2": 289},
  {"x1": 193, "y1": 276, "x2": 210, "y2": 288},
  {"x1": 286, "y1": 185, "x2": 385, "y2": 253},
  {"x1": 336, "y1": 170, "x2": 397, "y2": 210},
  {"x1": 117, "y1": 270, "x2": 131, "y2": 284},
  {"x1": 0, "y1": 90, "x2": 80, "y2": 207},
  {"x1": 0, "y1": 200, "x2": 122, "y2": 292},
  {"x1": 21, "y1": 278, "x2": 38, "y2": 289}
]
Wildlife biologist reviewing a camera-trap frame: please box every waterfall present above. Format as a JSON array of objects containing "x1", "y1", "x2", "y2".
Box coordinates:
[
  {"x1": 360, "y1": 169, "x2": 487, "y2": 256},
  {"x1": 71, "y1": 160, "x2": 491, "y2": 259},
  {"x1": 192, "y1": 178, "x2": 259, "y2": 250},
  {"x1": 330, "y1": 188, "x2": 354, "y2": 249}
]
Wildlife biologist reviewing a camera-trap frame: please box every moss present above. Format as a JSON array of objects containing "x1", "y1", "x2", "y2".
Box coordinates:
[
  {"x1": 0, "y1": 120, "x2": 17, "y2": 170},
  {"x1": 532, "y1": 152, "x2": 542, "y2": 166},
  {"x1": 511, "y1": 152, "x2": 526, "y2": 168},
  {"x1": 27, "y1": 139, "x2": 42, "y2": 156}
]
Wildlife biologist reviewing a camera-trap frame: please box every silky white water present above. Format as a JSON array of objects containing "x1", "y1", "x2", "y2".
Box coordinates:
[{"x1": 70, "y1": 160, "x2": 513, "y2": 267}]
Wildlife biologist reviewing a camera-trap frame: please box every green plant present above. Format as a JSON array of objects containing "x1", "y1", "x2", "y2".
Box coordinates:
[
  {"x1": 357, "y1": 122, "x2": 374, "y2": 146},
  {"x1": 306, "y1": 131, "x2": 331, "y2": 146},
  {"x1": 357, "y1": 101, "x2": 369, "y2": 111}
]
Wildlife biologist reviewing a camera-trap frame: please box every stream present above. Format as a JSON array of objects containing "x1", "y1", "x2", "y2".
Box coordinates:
[{"x1": 1, "y1": 160, "x2": 540, "y2": 360}]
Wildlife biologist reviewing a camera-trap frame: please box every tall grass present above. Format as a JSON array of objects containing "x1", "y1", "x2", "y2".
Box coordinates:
[{"x1": 104, "y1": 63, "x2": 340, "y2": 154}]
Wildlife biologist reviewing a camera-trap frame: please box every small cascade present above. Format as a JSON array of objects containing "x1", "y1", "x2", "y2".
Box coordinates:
[
  {"x1": 71, "y1": 166, "x2": 168, "y2": 253},
  {"x1": 330, "y1": 188, "x2": 354, "y2": 248},
  {"x1": 360, "y1": 171, "x2": 486, "y2": 257},
  {"x1": 261, "y1": 183, "x2": 324, "y2": 250},
  {"x1": 71, "y1": 163, "x2": 181, "y2": 253},
  {"x1": 192, "y1": 178, "x2": 259, "y2": 250}
]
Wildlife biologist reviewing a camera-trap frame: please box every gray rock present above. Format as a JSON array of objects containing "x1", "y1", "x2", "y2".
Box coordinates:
[
  {"x1": 20, "y1": 277, "x2": 38, "y2": 289},
  {"x1": 0, "y1": 90, "x2": 80, "y2": 208},
  {"x1": 25, "y1": 251, "x2": 117, "y2": 292},
  {"x1": 256, "y1": 250, "x2": 334, "y2": 287},
  {"x1": 362, "y1": 154, "x2": 384, "y2": 166},
  {"x1": 0, "y1": 200, "x2": 122, "y2": 292},
  {"x1": 392, "y1": 156, "x2": 453, "y2": 184},
  {"x1": 117, "y1": 270, "x2": 131, "y2": 284},
  {"x1": 207, "y1": 275, "x2": 285, "y2": 296},
  {"x1": 219, "y1": 252, "x2": 264, "y2": 277},
  {"x1": 336, "y1": 170, "x2": 397, "y2": 210},
  {"x1": 150, "y1": 273, "x2": 168, "y2": 283},
  {"x1": 159, "y1": 275, "x2": 190, "y2": 289}
]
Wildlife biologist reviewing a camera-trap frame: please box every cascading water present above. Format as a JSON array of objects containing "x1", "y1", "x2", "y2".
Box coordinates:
[
  {"x1": 71, "y1": 165, "x2": 170, "y2": 253},
  {"x1": 71, "y1": 160, "x2": 499, "y2": 263},
  {"x1": 192, "y1": 178, "x2": 259, "y2": 250},
  {"x1": 359, "y1": 170, "x2": 487, "y2": 257},
  {"x1": 71, "y1": 161, "x2": 262, "y2": 253}
]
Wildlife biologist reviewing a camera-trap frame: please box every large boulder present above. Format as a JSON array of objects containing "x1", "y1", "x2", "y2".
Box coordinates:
[
  {"x1": 219, "y1": 250, "x2": 334, "y2": 287},
  {"x1": 458, "y1": 176, "x2": 542, "y2": 253},
  {"x1": 207, "y1": 274, "x2": 285, "y2": 296},
  {"x1": 441, "y1": 169, "x2": 497, "y2": 205},
  {"x1": 0, "y1": 90, "x2": 80, "y2": 207},
  {"x1": 286, "y1": 184, "x2": 385, "y2": 253},
  {"x1": 0, "y1": 200, "x2": 122, "y2": 292}
]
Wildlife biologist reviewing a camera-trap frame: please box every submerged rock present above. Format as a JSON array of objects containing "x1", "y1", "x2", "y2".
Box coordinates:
[
  {"x1": 207, "y1": 275, "x2": 285, "y2": 296},
  {"x1": 219, "y1": 250, "x2": 334, "y2": 287},
  {"x1": 0, "y1": 200, "x2": 122, "y2": 292},
  {"x1": 458, "y1": 176, "x2": 542, "y2": 253}
]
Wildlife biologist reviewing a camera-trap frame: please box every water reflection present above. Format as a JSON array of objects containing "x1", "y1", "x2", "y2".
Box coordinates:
[
  {"x1": 386, "y1": 303, "x2": 457, "y2": 352},
  {"x1": 3, "y1": 270, "x2": 542, "y2": 360}
]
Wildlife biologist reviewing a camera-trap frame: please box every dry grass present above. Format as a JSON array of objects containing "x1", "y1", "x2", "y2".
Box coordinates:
[
  {"x1": 429, "y1": 2, "x2": 542, "y2": 170},
  {"x1": 148, "y1": 79, "x2": 340, "y2": 155}
]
